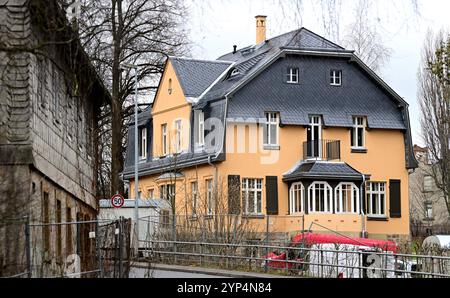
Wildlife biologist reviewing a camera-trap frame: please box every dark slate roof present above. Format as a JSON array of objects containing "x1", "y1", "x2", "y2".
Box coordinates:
[
  {"x1": 123, "y1": 151, "x2": 224, "y2": 179},
  {"x1": 283, "y1": 161, "x2": 364, "y2": 181},
  {"x1": 170, "y1": 57, "x2": 233, "y2": 98},
  {"x1": 129, "y1": 104, "x2": 152, "y2": 126}
]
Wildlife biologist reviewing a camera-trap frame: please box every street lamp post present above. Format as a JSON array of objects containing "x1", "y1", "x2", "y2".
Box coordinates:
[{"x1": 120, "y1": 63, "x2": 140, "y2": 254}]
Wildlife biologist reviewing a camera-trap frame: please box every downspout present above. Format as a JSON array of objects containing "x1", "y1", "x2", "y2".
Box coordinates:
[{"x1": 360, "y1": 174, "x2": 367, "y2": 238}]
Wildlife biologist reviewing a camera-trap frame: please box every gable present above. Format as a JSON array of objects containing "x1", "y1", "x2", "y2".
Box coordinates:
[{"x1": 152, "y1": 59, "x2": 189, "y2": 115}]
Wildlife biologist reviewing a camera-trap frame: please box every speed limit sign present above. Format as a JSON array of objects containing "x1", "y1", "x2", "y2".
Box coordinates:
[{"x1": 111, "y1": 194, "x2": 125, "y2": 208}]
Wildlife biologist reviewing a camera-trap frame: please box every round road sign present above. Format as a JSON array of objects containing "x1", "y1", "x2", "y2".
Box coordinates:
[{"x1": 111, "y1": 194, "x2": 125, "y2": 208}]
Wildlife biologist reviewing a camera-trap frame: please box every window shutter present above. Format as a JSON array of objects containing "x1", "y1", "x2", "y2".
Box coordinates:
[
  {"x1": 265, "y1": 176, "x2": 278, "y2": 215},
  {"x1": 228, "y1": 175, "x2": 241, "y2": 215},
  {"x1": 263, "y1": 121, "x2": 268, "y2": 145},
  {"x1": 389, "y1": 180, "x2": 401, "y2": 218}
]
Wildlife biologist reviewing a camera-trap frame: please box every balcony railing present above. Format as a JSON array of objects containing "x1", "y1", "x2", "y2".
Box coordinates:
[{"x1": 303, "y1": 139, "x2": 341, "y2": 161}]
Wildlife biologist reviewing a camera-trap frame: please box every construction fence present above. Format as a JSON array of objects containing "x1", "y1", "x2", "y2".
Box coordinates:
[{"x1": 0, "y1": 216, "x2": 132, "y2": 278}]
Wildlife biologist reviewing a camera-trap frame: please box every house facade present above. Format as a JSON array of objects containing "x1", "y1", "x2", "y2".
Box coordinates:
[
  {"x1": 123, "y1": 16, "x2": 417, "y2": 240},
  {"x1": 409, "y1": 145, "x2": 450, "y2": 237},
  {"x1": 0, "y1": 0, "x2": 108, "y2": 276}
]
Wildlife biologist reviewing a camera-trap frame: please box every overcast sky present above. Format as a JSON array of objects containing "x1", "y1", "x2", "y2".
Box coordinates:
[{"x1": 184, "y1": 0, "x2": 450, "y2": 146}]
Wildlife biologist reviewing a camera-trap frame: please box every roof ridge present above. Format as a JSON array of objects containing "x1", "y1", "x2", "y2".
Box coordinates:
[{"x1": 170, "y1": 56, "x2": 233, "y2": 64}]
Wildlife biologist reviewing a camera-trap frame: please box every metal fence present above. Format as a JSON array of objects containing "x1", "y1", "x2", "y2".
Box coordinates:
[
  {"x1": 141, "y1": 239, "x2": 450, "y2": 278},
  {"x1": 134, "y1": 213, "x2": 450, "y2": 278},
  {"x1": 0, "y1": 216, "x2": 132, "y2": 278}
]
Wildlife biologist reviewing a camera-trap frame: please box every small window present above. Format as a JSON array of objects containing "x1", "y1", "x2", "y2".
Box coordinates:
[
  {"x1": 138, "y1": 126, "x2": 147, "y2": 160},
  {"x1": 174, "y1": 120, "x2": 182, "y2": 153},
  {"x1": 287, "y1": 68, "x2": 299, "y2": 83},
  {"x1": 366, "y1": 182, "x2": 386, "y2": 217},
  {"x1": 168, "y1": 78, "x2": 172, "y2": 94},
  {"x1": 191, "y1": 182, "x2": 198, "y2": 216},
  {"x1": 351, "y1": 116, "x2": 366, "y2": 149},
  {"x1": 196, "y1": 112, "x2": 205, "y2": 147},
  {"x1": 161, "y1": 124, "x2": 168, "y2": 156},
  {"x1": 147, "y1": 188, "x2": 154, "y2": 199},
  {"x1": 160, "y1": 184, "x2": 175, "y2": 201},
  {"x1": 206, "y1": 179, "x2": 214, "y2": 215},
  {"x1": 289, "y1": 182, "x2": 304, "y2": 214},
  {"x1": 330, "y1": 70, "x2": 342, "y2": 86},
  {"x1": 423, "y1": 176, "x2": 434, "y2": 192},
  {"x1": 230, "y1": 68, "x2": 240, "y2": 77},
  {"x1": 264, "y1": 112, "x2": 279, "y2": 146},
  {"x1": 242, "y1": 178, "x2": 263, "y2": 215},
  {"x1": 424, "y1": 202, "x2": 433, "y2": 219}
]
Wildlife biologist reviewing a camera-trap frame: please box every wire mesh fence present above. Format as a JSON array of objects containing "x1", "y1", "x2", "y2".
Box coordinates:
[
  {"x1": 135, "y1": 213, "x2": 450, "y2": 278},
  {"x1": 0, "y1": 217, "x2": 133, "y2": 278}
]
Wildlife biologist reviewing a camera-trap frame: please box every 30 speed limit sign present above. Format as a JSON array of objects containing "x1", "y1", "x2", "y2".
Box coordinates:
[{"x1": 111, "y1": 194, "x2": 125, "y2": 208}]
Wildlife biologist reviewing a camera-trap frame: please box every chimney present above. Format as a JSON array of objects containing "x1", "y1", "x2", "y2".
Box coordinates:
[
  {"x1": 233, "y1": 45, "x2": 237, "y2": 54},
  {"x1": 255, "y1": 15, "x2": 267, "y2": 44}
]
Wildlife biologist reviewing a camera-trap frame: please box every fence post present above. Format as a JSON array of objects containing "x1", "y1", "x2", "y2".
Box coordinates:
[
  {"x1": 265, "y1": 215, "x2": 269, "y2": 273},
  {"x1": 95, "y1": 220, "x2": 103, "y2": 278},
  {"x1": 172, "y1": 214, "x2": 177, "y2": 265},
  {"x1": 118, "y1": 217, "x2": 123, "y2": 278},
  {"x1": 25, "y1": 216, "x2": 32, "y2": 278}
]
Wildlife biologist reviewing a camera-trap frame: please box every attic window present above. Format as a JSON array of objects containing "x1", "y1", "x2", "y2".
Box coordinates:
[
  {"x1": 287, "y1": 68, "x2": 299, "y2": 84},
  {"x1": 230, "y1": 68, "x2": 240, "y2": 77},
  {"x1": 330, "y1": 70, "x2": 342, "y2": 86}
]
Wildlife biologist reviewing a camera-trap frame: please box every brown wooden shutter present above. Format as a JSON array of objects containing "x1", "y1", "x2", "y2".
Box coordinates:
[
  {"x1": 389, "y1": 180, "x2": 401, "y2": 218},
  {"x1": 228, "y1": 175, "x2": 241, "y2": 215},
  {"x1": 266, "y1": 176, "x2": 279, "y2": 215}
]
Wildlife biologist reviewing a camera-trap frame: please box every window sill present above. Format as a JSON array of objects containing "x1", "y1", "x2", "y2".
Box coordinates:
[
  {"x1": 263, "y1": 145, "x2": 280, "y2": 151},
  {"x1": 242, "y1": 214, "x2": 265, "y2": 219},
  {"x1": 351, "y1": 148, "x2": 368, "y2": 154},
  {"x1": 367, "y1": 216, "x2": 388, "y2": 221},
  {"x1": 204, "y1": 215, "x2": 214, "y2": 220},
  {"x1": 422, "y1": 217, "x2": 435, "y2": 222}
]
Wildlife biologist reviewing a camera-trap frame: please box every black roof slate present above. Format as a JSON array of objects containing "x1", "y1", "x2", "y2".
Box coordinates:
[
  {"x1": 170, "y1": 57, "x2": 232, "y2": 98},
  {"x1": 283, "y1": 161, "x2": 364, "y2": 181}
]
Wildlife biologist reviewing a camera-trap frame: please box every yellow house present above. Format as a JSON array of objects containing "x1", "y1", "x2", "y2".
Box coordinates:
[{"x1": 123, "y1": 16, "x2": 418, "y2": 240}]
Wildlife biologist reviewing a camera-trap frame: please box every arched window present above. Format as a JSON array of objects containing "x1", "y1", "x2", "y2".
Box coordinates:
[
  {"x1": 308, "y1": 182, "x2": 333, "y2": 213},
  {"x1": 289, "y1": 182, "x2": 304, "y2": 214},
  {"x1": 335, "y1": 182, "x2": 360, "y2": 214}
]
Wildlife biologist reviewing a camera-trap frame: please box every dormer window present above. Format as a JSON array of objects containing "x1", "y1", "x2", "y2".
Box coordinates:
[
  {"x1": 138, "y1": 126, "x2": 147, "y2": 161},
  {"x1": 231, "y1": 68, "x2": 240, "y2": 77},
  {"x1": 196, "y1": 111, "x2": 205, "y2": 147},
  {"x1": 330, "y1": 70, "x2": 342, "y2": 86},
  {"x1": 287, "y1": 68, "x2": 299, "y2": 84}
]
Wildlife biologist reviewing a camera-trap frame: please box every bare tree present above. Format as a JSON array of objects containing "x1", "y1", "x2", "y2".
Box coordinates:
[
  {"x1": 418, "y1": 29, "x2": 450, "y2": 217},
  {"x1": 77, "y1": 0, "x2": 189, "y2": 197},
  {"x1": 340, "y1": 0, "x2": 392, "y2": 72}
]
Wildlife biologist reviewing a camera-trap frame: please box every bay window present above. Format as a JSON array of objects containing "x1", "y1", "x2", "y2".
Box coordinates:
[
  {"x1": 335, "y1": 182, "x2": 360, "y2": 214},
  {"x1": 289, "y1": 182, "x2": 304, "y2": 214},
  {"x1": 308, "y1": 182, "x2": 333, "y2": 213}
]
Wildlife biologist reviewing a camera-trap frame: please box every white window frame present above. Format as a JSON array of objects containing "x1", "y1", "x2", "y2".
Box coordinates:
[
  {"x1": 191, "y1": 181, "x2": 198, "y2": 216},
  {"x1": 174, "y1": 119, "x2": 182, "y2": 153},
  {"x1": 147, "y1": 188, "x2": 154, "y2": 199},
  {"x1": 264, "y1": 112, "x2": 279, "y2": 146},
  {"x1": 242, "y1": 178, "x2": 263, "y2": 215},
  {"x1": 197, "y1": 112, "x2": 205, "y2": 147},
  {"x1": 206, "y1": 179, "x2": 214, "y2": 216},
  {"x1": 138, "y1": 126, "x2": 147, "y2": 160},
  {"x1": 287, "y1": 67, "x2": 299, "y2": 84},
  {"x1": 289, "y1": 182, "x2": 304, "y2": 214},
  {"x1": 351, "y1": 116, "x2": 366, "y2": 149},
  {"x1": 330, "y1": 69, "x2": 342, "y2": 86},
  {"x1": 335, "y1": 182, "x2": 360, "y2": 214},
  {"x1": 307, "y1": 115, "x2": 323, "y2": 159},
  {"x1": 366, "y1": 182, "x2": 386, "y2": 217},
  {"x1": 308, "y1": 182, "x2": 333, "y2": 213},
  {"x1": 160, "y1": 184, "x2": 175, "y2": 201},
  {"x1": 161, "y1": 123, "x2": 168, "y2": 156}
]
